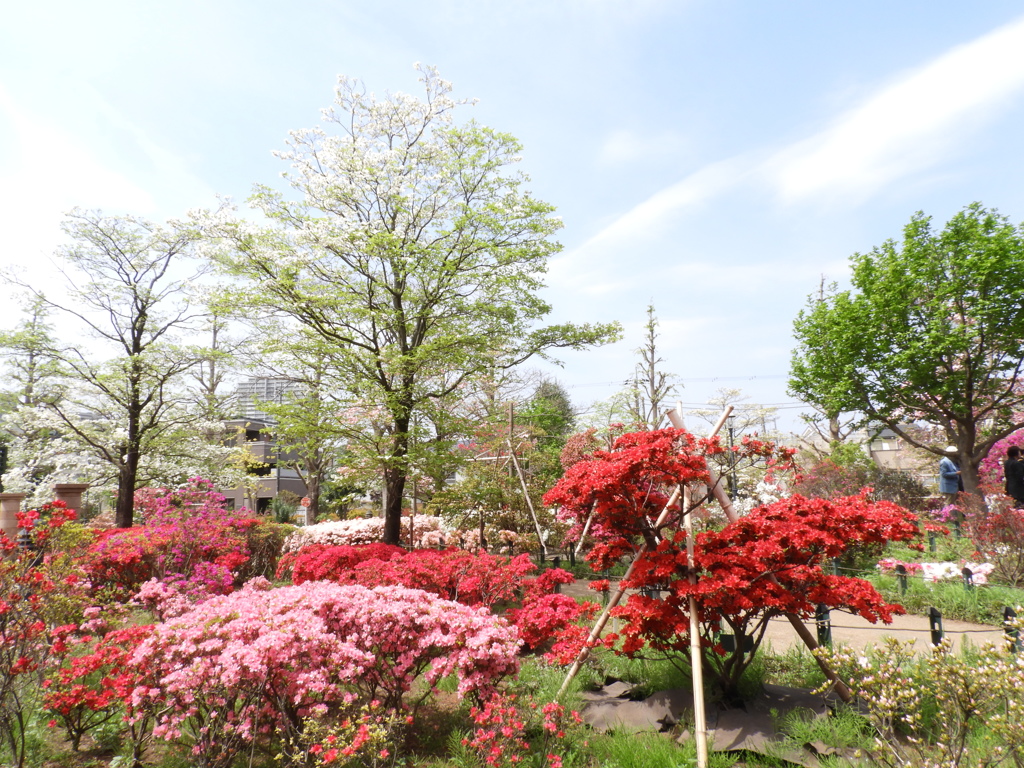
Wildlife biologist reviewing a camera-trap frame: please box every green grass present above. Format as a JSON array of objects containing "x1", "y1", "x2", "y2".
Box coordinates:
[
  {"x1": 755, "y1": 644, "x2": 828, "y2": 691},
  {"x1": 587, "y1": 647, "x2": 693, "y2": 699},
  {"x1": 589, "y1": 730, "x2": 736, "y2": 768},
  {"x1": 868, "y1": 572, "x2": 1024, "y2": 624}
]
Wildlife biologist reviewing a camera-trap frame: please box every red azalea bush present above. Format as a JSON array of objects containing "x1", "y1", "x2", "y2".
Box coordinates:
[
  {"x1": 44, "y1": 624, "x2": 153, "y2": 752},
  {"x1": 632, "y1": 491, "x2": 918, "y2": 698},
  {"x1": 129, "y1": 580, "x2": 521, "y2": 766},
  {"x1": 506, "y1": 593, "x2": 599, "y2": 664},
  {"x1": 462, "y1": 693, "x2": 582, "y2": 768},
  {"x1": 277, "y1": 542, "x2": 406, "y2": 582},
  {"x1": 544, "y1": 428, "x2": 918, "y2": 701},
  {"x1": 283, "y1": 545, "x2": 537, "y2": 606},
  {"x1": 336, "y1": 548, "x2": 536, "y2": 607},
  {"x1": 0, "y1": 504, "x2": 89, "y2": 767},
  {"x1": 549, "y1": 428, "x2": 794, "y2": 554}
]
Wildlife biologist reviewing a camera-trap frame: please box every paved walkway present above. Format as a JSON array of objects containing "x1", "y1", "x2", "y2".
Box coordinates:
[{"x1": 562, "y1": 580, "x2": 1008, "y2": 653}]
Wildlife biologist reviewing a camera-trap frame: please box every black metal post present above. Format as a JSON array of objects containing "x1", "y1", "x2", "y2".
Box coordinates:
[
  {"x1": 815, "y1": 603, "x2": 832, "y2": 647},
  {"x1": 1005, "y1": 606, "x2": 1021, "y2": 653},
  {"x1": 895, "y1": 564, "x2": 908, "y2": 594},
  {"x1": 928, "y1": 606, "x2": 944, "y2": 646}
]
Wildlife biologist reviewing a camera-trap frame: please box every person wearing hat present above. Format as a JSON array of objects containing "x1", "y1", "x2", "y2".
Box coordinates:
[{"x1": 939, "y1": 446, "x2": 961, "y2": 505}]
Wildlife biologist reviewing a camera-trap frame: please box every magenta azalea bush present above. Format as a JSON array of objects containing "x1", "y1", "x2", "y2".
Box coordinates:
[
  {"x1": 84, "y1": 479, "x2": 283, "y2": 600},
  {"x1": 128, "y1": 580, "x2": 521, "y2": 766}
]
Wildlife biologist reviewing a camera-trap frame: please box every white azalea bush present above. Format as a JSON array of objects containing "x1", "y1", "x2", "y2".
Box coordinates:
[{"x1": 282, "y1": 515, "x2": 452, "y2": 553}]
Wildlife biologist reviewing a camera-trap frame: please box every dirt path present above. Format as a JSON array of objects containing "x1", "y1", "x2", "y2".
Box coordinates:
[{"x1": 561, "y1": 580, "x2": 1008, "y2": 652}]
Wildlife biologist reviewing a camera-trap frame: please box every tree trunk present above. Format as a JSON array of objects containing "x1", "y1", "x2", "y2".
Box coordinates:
[
  {"x1": 382, "y1": 466, "x2": 406, "y2": 545},
  {"x1": 382, "y1": 409, "x2": 411, "y2": 545},
  {"x1": 306, "y1": 469, "x2": 321, "y2": 525},
  {"x1": 961, "y1": 452, "x2": 982, "y2": 496},
  {"x1": 114, "y1": 453, "x2": 138, "y2": 528}
]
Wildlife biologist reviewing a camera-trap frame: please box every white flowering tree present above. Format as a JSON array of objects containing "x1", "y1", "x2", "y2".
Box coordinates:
[
  {"x1": 203, "y1": 65, "x2": 619, "y2": 544},
  {"x1": 0, "y1": 405, "x2": 240, "y2": 509},
  {"x1": 5, "y1": 210, "x2": 217, "y2": 526}
]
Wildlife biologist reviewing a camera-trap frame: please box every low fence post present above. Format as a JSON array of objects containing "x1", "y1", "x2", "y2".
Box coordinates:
[
  {"x1": 815, "y1": 603, "x2": 832, "y2": 647},
  {"x1": 1005, "y1": 607, "x2": 1021, "y2": 653},
  {"x1": 962, "y1": 566, "x2": 975, "y2": 592},
  {"x1": 928, "y1": 606, "x2": 944, "y2": 646},
  {"x1": 895, "y1": 564, "x2": 908, "y2": 594}
]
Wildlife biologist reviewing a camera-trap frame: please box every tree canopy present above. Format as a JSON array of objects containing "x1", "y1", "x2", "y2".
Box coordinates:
[
  {"x1": 790, "y1": 203, "x2": 1024, "y2": 493},
  {"x1": 204, "y1": 66, "x2": 619, "y2": 543}
]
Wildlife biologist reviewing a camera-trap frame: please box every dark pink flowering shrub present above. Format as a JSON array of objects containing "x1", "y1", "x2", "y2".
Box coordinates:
[
  {"x1": 83, "y1": 479, "x2": 274, "y2": 599},
  {"x1": 128, "y1": 581, "x2": 521, "y2": 766}
]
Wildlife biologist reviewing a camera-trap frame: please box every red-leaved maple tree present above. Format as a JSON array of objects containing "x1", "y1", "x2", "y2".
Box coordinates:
[{"x1": 544, "y1": 428, "x2": 920, "y2": 701}]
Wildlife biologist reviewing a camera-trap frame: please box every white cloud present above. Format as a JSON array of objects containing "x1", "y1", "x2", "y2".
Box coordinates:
[
  {"x1": 555, "y1": 12, "x2": 1024, "y2": 287},
  {"x1": 766, "y1": 14, "x2": 1024, "y2": 203},
  {"x1": 548, "y1": 155, "x2": 751, "y2": 292}
]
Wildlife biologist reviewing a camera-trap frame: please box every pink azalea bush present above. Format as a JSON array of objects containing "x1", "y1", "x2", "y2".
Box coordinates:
[{"x1": 128, "y1": 580, "x2": 521, "y2": 766}]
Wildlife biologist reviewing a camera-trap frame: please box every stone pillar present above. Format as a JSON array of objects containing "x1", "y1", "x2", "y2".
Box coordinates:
[
  {"x1": 0, "y1": 493, "x2": 26, "y2": 542},
  {"x1": 54, "y1": 483, "x2": 90, "y2": 518}
]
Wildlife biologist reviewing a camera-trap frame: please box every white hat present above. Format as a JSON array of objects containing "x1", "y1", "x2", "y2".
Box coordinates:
[{"x1": 944, "y1": 446, "x2": 957, "y2": 454}]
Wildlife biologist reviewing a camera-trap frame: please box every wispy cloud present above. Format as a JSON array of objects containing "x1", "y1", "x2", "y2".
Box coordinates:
[
  {"x1": 555, "y1": 13, "x2": 1024, "y2": 281},
  {"x1": 548, "y1": 155, "x2": 750, "y2": 292},
  {"x1": 767, "y1": 14, "x2": 1024, "y2": 203}
]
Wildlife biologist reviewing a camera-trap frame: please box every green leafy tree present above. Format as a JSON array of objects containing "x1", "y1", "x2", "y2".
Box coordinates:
[
  {"x1": 204, "y1": 66, "x2": 619, "y2": 544},
  {"x1": 790, "y1": 203, "x2": 1024, "y2": 494},
  {"x1": 0, "y1": 297, "x2": 63, "y2": 413}
]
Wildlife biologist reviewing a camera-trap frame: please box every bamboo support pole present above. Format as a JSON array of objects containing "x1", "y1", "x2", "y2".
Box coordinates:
[
  {"x1": 554, "y1": 486, "x2": 681, "y2": 701},
  {"x1": 683, "y1": 482, "x2": 709, "y2": 767},
  {"x1": 508, "y1": 441, "x2": 547, "y2": 560},
  {"x1": 573, "y1": 505, "x2": 596, "y2": 558}
]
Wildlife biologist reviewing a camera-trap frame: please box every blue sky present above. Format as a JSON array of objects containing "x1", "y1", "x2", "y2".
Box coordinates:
[{"x1": 4, "y1": 1, "x2": 1024, "y2": 433}]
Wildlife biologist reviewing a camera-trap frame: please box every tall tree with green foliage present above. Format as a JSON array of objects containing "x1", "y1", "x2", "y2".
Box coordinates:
[
  {"x1": 790, "y1": 203, "x2": 1024, "y2": 494},
  {"x1": 204, "y1": 66, "x2": 619, "y2": 544}
]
